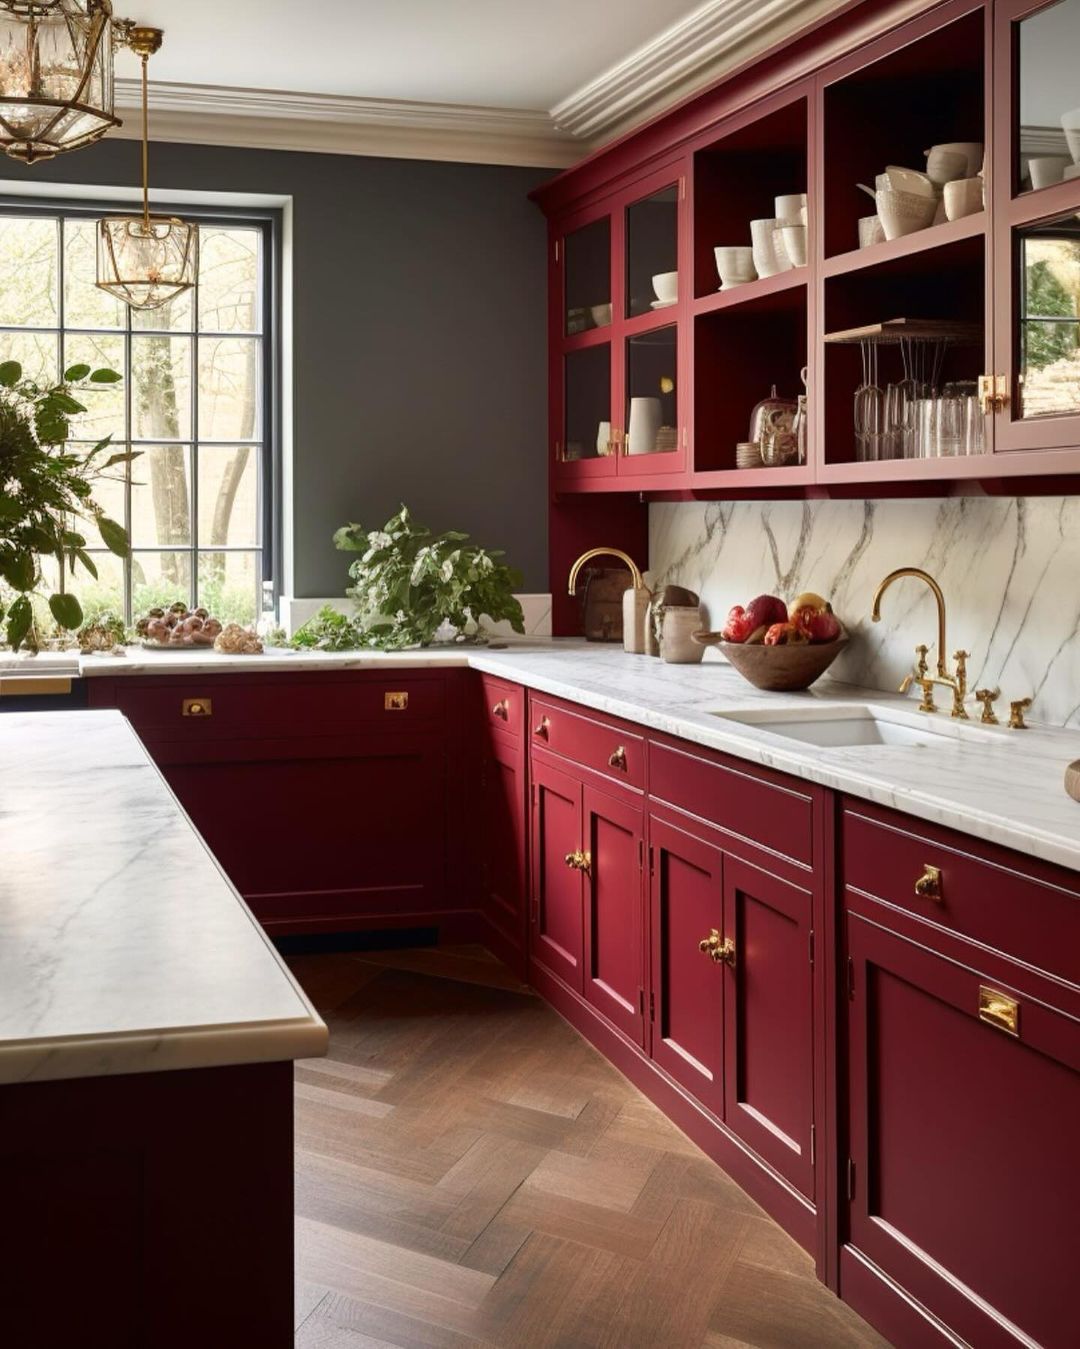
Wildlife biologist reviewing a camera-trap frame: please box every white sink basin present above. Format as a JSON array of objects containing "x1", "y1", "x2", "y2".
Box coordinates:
[{"x1": 712, "y1": 704, "x2": 1007, "y2": 749}]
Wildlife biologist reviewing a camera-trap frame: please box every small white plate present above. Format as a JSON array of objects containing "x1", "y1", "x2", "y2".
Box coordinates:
[{"x1": 650, "y1": 298, "x2": 677, "y2": 309}]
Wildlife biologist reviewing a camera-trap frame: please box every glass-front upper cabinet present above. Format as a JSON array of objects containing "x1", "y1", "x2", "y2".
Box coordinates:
[
  {"x1": 992, "y1": 0, "x2": 1080, "y2": 452},
  {"x1": 625, "y1": 185, "x2": 679, "y2": 319},
  {"x1": 564, "y1": 217, "x2": 611, "y2": 336}
]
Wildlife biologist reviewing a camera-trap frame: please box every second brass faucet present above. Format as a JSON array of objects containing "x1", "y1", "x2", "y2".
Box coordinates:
[{"x1": 871, "y1": 567, "x2": 969, "y2": 718}]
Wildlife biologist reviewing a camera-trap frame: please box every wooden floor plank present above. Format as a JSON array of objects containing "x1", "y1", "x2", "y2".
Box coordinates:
[{"x1": 289, "y1": 949, "x2": 888, "y2": 1349}]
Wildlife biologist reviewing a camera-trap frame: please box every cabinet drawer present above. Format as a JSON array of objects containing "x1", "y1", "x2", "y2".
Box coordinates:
[
  {"x1": 529, "y1": 695, "x2": 644, "y2": 790},
  {"x1": 842, "y1": 805, "x2": 1080, "y2": 989},
  {"x1": 649, "y1": 739, "x2": 814, "y2": 867},
  {"x1": 92, "y1": 673, "x2": 446, "y2": 741},
  {"x1": 478, "y1": 673, "x2": 522, "y2": 741}
]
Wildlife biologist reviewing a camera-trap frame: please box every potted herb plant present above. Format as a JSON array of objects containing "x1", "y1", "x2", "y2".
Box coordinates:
[{"x1": 0, "y1": 359, "x2": 132, "y2": 651}]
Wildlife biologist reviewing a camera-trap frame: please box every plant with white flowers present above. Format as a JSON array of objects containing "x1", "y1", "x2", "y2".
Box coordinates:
[{"x1": 332, "y1": 505, "x2": 525, "y2": 650}]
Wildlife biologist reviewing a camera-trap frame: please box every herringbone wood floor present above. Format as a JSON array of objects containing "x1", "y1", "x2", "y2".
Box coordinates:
[{"x1": 289, "y1": 946, "x2": 888, "y2": 1349}]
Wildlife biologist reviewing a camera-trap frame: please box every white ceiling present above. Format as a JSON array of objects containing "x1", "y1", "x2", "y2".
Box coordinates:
[{"x1": 123, "y1": 0, "x2": 702, "y2": 110}]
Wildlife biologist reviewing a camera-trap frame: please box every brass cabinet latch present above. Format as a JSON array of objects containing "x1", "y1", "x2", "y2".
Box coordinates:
[
  {"x1": 914, "y1": 863, "x2": 943, "y2": 902},
  {"x1": 698, "y1": 928, "x2": 735, "y2": 967},
  {"x1": 182, "y1": 697, "x2": 212, "y2": 717},
  {"x1": 564, "y1": 850, "x2": 591, "y2": 874},
  {"x1": 384, "y1": 691, "x2": 409, "y2": 711},
  {"x1": 978, "y1": 985, "x2": 1019, "y2": 1037},
  {"x1": 977, "y1": 373, "x2": 1009, "y2": 414}
]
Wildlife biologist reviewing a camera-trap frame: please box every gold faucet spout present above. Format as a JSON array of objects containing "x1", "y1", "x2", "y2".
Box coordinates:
[
  {"x1": 870, "y1": 567, "x2": 949, "y2": 678},
  {"x1": 567, "y1": 548, "x2": 645, "y2": 596}
]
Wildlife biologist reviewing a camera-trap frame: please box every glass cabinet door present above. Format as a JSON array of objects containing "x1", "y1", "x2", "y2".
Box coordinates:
[
  {"x1": 562, "y1": 344, "x2": 613, "y2": 466},
  {"x1": 625, "y1": 186, "x2": 679, "y2": 319},
  {"x1": 623, "y1": 327, "x2": 679, "y2": 459},
  {"x1": 564, "y1": 217, "x2": 611, "y2": 336},
  {"x1": 992, "y1": 0, "x2": 1080, "y2": 453}
]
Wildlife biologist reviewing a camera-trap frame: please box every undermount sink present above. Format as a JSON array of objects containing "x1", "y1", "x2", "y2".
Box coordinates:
[{"x1": 711, "y1": 704, "x2": 1007, "y2": 749}]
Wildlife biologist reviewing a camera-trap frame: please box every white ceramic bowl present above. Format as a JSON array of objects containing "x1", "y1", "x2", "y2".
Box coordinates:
[
  {"x1": 943, "y1": 177, "x2": 983, "y2": 221},
  {"x1": 1027, "y1": 156, "x2": 1071, "y2": 189},
  {"x1": 714, "y1": 245, "x2": 756, "y2": 288},
  {"x1": 926, "y1": 142, "x2": 984, "y2": 177},
  {"x1": 652, "y1": 271, "x2": 678, "y2": 304},
  {"x1": 780, "y1": 224, "x2": 807, "y2": 267},
  {"x1": 590, "y1": 303, "x2": 612, "y2": 327},
  {"x1": 858, "y1": 214, "x2": 885, "y2": 249},
  {"x1": 875, "y1": 187, "x2": 937, "y2": 240},
  {"x1": 924, "y1": 147, "x2": 967, "y2": 186},
  {"x1": 774, "y1": 192, "x2": 807, "y2": 226}
]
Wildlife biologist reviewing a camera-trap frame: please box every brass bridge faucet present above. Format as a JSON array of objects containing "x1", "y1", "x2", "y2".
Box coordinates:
[{"x1": 871, "y1": 567, "x2": 970, "y2": 719}]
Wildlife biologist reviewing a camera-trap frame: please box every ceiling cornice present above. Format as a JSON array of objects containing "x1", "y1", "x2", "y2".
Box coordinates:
[
  {"x1": 114, "y1": 79, "x2": 580, "y2": 169},
  {"x1": 551, "y1": 0, "x2": 849, "y2": 142}
]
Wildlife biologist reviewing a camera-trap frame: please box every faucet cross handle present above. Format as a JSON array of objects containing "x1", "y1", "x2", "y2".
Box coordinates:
[
  {"x1": 975, "y1": 687, "x2": 1001, "y2": 725},
  {"x1": 914, "y1": 644, "x2": 930, "y2": 678},
  {"x1": 1009, "y1": 697, "x2": 1033, "y2": 730}
]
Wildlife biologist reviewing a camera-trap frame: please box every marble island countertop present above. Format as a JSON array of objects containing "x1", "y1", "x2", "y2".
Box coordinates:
[
  {"x1": 5, "y1": 636, "x2": 1080, "y2": 877},
  {"x1": 0, "y1": 709, "x2": 328, "y2": 1085}
]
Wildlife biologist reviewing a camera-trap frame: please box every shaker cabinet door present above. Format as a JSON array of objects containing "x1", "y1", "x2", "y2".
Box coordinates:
[
  {"x1": 648, "y1": 813, "x2": 725, "y2": 1117},
  {"x1": 846, "y1": 913, "x2": 1080, "y2": 1349},
  {"x1": 583, "y1": 785, "x2": 645, "y2": 1045},
  {"x1": 722, "y1": 857, "x2": 815, "y2": 1199},
  {"x1": 530, "y1": 758, "x2": 584, "y2": 990},
  {"x1": 480, "y1": 736, "x2": 527, "y2": 960}
]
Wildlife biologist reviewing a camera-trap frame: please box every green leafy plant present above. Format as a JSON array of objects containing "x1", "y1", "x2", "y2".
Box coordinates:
[
  {"x1": 0, "y1": 359, "x2": 133, "y2": 650},
  {"x1": 331, "y1": 506, "x2": 525, "y2": 650},
  {"x1": 289, "y1": 604, "x2": 365, "y2": 651}
]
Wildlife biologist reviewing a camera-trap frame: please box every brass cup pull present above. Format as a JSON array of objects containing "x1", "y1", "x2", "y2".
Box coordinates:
[
  {"x1": 182, "y1": 698, "x2": 212, "y2": 717},
  {"x1": 697, "y1": 929, "x2": 735, "y2": 967},
  {"x1": 608, "y1": 746, "x2": 628, "y2": 771},
  {"x1": 534, "y1": 715, "x2": 551, "y2": 739},
  {"x1": 914, "y1": 864, "x2": 942, "y2": 902},
  {"x1": 978, "y1": 985, "x2": 1019, "y2": 1037},
  {"x1": 492, "y1": 699, "x2": 509, "y2": 721}
]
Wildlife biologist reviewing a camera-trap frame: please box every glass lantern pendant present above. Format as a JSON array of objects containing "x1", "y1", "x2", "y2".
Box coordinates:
[
  {"x1": 96, "y1": 25, "x2": 197, "y2": 311},
  {"x1": 0, "y1": 0, "x2": 118, "y2": 164}
]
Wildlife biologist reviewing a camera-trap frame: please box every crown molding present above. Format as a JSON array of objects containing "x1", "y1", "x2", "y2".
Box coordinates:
[
  {"x1": 551, "y1": 0, "x2": 849, "y2": 142},
  {"x1": 113, "y1": 79, "x2": 580, "y2": 169}
]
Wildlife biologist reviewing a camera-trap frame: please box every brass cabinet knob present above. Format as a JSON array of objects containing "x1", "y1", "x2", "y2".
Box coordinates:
[
  {"x1": 697, "y1": 928, "x2": 735, "y2": 966},
  {"x1": 1009, "y1": 697, "x2": 1032, "y2": 730},
  {"x1": 182, "y1": 697, "x2": 212, "y2": 717},
  {"x1": 914, "y1": 863, "x2": 943, "y2": 902},
  {"x1": 492, "y1": 699, "x2": 509, "y2": 721},
  {"x1": 564, "y1": 850, "x2": 591, "y2": 874},
  {"x1": 534, "y1": 715, "x2": 551, "y2": 739},
  {"x1": 608, "y1": 746, "x2": 627, "y2": 771}
]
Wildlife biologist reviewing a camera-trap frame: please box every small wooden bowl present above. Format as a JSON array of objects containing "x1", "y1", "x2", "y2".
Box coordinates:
[{"x1": 704, "y1": 636, "x2": 848, "y2": 692}]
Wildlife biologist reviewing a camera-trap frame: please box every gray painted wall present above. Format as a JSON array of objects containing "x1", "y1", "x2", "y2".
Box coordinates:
[{"x1": 0, "y1": 141, "x2": 551, "y2": 595}]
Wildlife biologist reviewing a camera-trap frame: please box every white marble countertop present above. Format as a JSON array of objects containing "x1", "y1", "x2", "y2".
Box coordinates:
[
  {"x1": 0, "y1": 709, "x2": 328, "y2": 1085},
  {"x1": 6, "y1": 637, "x2": 1080, "y2": 876}
]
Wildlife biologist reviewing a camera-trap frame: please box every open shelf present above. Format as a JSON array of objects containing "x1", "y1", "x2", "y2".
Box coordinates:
[
  {"x1": 694, "y1": 284, "x2": 807, "y2": 474},
  {"x1": 821, "y1": 7, "x2": 985, "y2": 261},
  {"x1": 694, "y1": 268, "x2": 808, "y2": 316},
  {"x1": 693, "y1": 96, "x2": 808, "y2": 299},
  {"x1": 823, "y1": 212, "x2": 985, "y2": 278}
]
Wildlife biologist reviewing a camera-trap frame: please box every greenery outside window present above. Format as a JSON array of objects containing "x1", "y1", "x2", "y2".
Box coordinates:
[{"x1": 0, "y1": 201, "x2": 277, "y2": 624}]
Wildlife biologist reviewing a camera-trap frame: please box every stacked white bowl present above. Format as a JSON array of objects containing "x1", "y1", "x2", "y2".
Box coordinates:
[{"x1": 713, "y1": 192, "x2": 807, "y2": 289}]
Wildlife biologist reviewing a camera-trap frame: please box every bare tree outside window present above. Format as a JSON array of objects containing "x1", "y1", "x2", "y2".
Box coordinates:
[{"x1": 0, "y1": 208, "x2": 271, "y2": 625}]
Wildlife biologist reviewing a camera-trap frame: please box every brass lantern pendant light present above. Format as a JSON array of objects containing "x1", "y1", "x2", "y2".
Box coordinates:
[
  {"x1": 96, "y1": 25, "x2": 197, "y2": 311},
  {"x1": 0, "y1": 0, "x2": 119, "y2": 164}
]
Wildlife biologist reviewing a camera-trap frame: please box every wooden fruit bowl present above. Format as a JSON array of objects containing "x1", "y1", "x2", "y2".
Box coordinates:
[{"x1": 695, "y1": 632, "x2": 848, "y2": 692}]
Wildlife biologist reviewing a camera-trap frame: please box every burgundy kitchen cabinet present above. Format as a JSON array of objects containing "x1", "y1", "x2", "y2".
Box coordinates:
[
  {"x1": 582, "y1": 783, "x2": 645, "y2": 1046},
  {"x1": 530, "y1": 755, "x2": 586, "y2": 990},
  {"x1": 648, "y1": 811, "x2": 726, "y2": 1117},
  {"x1": 88, "y1": 672, "x2": 458, "y2": 936},
  {"x1": 844, "y1": 912, "x2": 1080, "y2": 1349},
  {"x1": 722, "y1": 855, "x2": 815, "y2": 1199}
]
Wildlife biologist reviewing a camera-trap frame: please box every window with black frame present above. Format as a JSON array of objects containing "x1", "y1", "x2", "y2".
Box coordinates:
[{"x1": 0, "y1": 202, "x2": 276, "y2": 624}]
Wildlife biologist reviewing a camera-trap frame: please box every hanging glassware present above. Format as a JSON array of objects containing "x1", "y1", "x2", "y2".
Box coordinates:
[
  {"x1": 0, "y1": 0, "x2": 118, "y2": 164},
  {"x1": 96, "y1": 24, "x2": 197, "y2": 311}
]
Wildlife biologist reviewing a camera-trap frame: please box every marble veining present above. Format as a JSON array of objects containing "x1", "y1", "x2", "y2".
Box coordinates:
[
  {"x1": 0, "y1": 711, "x2": 327, "y2": 1085},
  {"x1": 650, "y1": 497, "x2": 1080, "y2": 728}
]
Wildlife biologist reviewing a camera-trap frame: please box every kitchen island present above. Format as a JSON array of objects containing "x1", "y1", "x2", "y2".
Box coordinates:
[{"x1": 0, "y1": 709, "x2": 327, "y2": 1349}]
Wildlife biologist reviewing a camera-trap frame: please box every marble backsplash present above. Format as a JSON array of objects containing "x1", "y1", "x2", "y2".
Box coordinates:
[{"x1": 650, "y1": 497, "x2": 1080, "y2": 728}]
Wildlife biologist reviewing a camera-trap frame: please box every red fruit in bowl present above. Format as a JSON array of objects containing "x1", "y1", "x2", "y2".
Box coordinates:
[
  {"x1": 798, "y1": 607, "x2": 842, "y2": 644},
  {"x1": 721, "y1": 604, "x2": 755, "y2": 643},
  {"x1": 763, "y1": 622, "x2": 790, "y2": 646},
  {"x1": 746, "y1": 594, "x2": 789, "y2": 633}
]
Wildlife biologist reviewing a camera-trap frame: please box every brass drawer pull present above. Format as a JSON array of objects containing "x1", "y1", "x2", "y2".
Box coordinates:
[
  {"x1": 534, "y1": 715, "x2": 550, "y2": 739},
  {"x1": 697, "y1": 928, "x2": 735, "y2": 967},
  {"x1": 914, "y1": 864, "x2": 942, "y2": 902},
  {"x1": 384, "y1": 691, "x2": 409, "y2": 711},
  {"x1": 492, "y1": 699, "x2": 510, "y2": 721},
  {"x1": 978, "y1": 985, "x2": 1019, "y2": 1037},
  {"x1": 564, "y1": 849, "x2": 591, "y2": 874},
  {"x1": 608, "y1": 745, "x2": 628, "y2": 771},
  {"x1": 182, "y1": 698, "x2": 212, "y2": 717}
]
